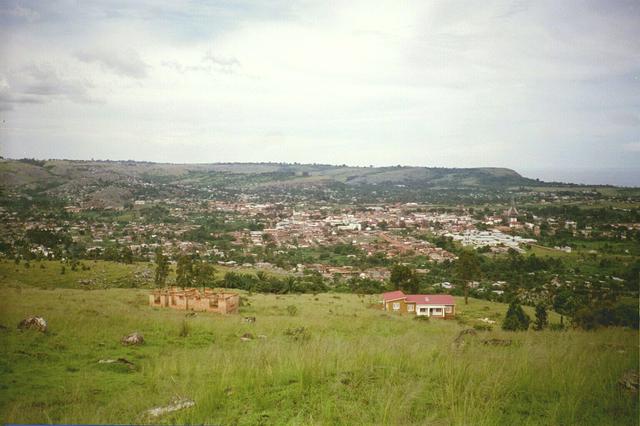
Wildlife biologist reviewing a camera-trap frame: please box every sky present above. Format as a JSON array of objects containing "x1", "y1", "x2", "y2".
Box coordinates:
[{"x1": 0, "y1": 0, "x2": 639, "y2": 185}]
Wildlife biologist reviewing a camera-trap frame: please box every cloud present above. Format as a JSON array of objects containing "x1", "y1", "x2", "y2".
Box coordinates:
[
  {"x1": 161, "y1": 51, "x2": 241, "y2": 75},
  {"x1": 202, "y1": 51, "x2": 241, "y2": 74},
  {"x1": 622, "y1": 143, "x2": 640, "y2": 152},
  {"x1": 0, "y1": 4, "x2": 40, "y2": 22},
  {"x1": 0, "y1": 65, "x2": 98, "y2": 109},
  {"x1": 75, "y1": 47, "x2": 149, "y2": 79}
]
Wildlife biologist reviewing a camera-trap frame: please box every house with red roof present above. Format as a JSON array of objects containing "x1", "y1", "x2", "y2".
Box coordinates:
[{"x1": 381, "y1": 290, "x2": 455, "y2": 318}]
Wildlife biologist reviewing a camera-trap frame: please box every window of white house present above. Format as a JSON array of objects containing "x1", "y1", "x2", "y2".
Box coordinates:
[
  {"x1": 419, "y1": 308, "x2": 427, "y2": 313},
  {"x1": 407, "y1": 304, "x2": 414, "y2": 312},
  {"x1": 392, "y1": 302, "x2": 400, "y2": 311}
]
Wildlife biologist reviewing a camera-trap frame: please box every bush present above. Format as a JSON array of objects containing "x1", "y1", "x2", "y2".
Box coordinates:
[
  {"x1": 284, "y1": 327, "x2": 310, "y2": 341},
  {"x1": 413, "y1": 315, "x2": 430, "y2": 322},
  {"x1": 179, "y1": 320, "x2": 190, "y2": 337},
  {"x1": 572, "y1": 302, "x2": 639, "y2": 330},
  {"x1": 473, "y1": 323, "x2": 492, "y2": 331},
  {"x1": 549, "y1": 323, "x2": 567, "y2": 331},
  {"x1": 502, "y1": 301, "x2": 530, "y2": 331},
  {"x1": 286, "y1": 305, "x2": 298, "y2": 316}
]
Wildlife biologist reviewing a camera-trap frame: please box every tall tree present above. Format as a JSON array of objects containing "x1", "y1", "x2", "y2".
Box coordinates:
[
  {"x1": 533, "y1": 303, "x2": 548, "y2": 330},
  {"x1": 455, "y1": 250, "x2": 481, "y2": 305},
  {"x1": 553, "y1": 289, "x2": 579, "y2": 326},
  {"x1": 390, "y1": 264, "x2": 418, "y2": 293},
  {"x1": 193, "y1": 261, "x2": 215, "y2": 288},
  {"x1": 176, "y1": 255, "x2": 194, "y2": 288},
  {"x1": 154, "y1": 247, "x2": 169, "y2": 288}
]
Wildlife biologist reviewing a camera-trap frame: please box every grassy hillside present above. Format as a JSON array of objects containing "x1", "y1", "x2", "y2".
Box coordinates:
[
  {"x1": 0, "y1": 159, "x2": 534, "y2": 192},
  {"x1": 0, "y1": 272, "x2": 637, "y2": 424}
]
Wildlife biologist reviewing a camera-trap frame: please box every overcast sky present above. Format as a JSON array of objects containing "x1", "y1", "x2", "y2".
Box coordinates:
[{"x1": 0, "y1": 1, "x2": 638, "y2": 184}]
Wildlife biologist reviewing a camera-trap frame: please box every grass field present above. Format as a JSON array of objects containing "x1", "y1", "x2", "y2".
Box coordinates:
[{"x1": 0, "y1": 266, "x2": 638, "y2": 425}]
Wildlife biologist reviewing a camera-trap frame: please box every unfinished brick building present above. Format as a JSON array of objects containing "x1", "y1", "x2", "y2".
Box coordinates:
[{"x1": 149, "y1": 287, "x2": 240, "y2": 314}]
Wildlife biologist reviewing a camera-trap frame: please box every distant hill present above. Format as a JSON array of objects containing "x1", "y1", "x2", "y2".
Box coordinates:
[{"x1": 0, "y1": 158, "x2": 564, "y2": 207}]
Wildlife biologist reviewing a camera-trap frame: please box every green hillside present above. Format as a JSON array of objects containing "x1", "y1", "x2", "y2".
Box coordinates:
[{"x1": 0, "y1": 272, "x2": 637, "y2": 425}]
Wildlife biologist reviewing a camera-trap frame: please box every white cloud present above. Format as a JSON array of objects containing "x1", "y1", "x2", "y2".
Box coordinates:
[{"x1": 75, "y1": 47, "x2": 149, "y2": 79}]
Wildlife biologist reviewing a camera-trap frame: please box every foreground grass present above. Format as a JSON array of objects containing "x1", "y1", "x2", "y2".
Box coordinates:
[{"x1": 0, "y1": 286, "x2": 637, "y2": 425}]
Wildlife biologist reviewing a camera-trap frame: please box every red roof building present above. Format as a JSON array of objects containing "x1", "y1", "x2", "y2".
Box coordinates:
[{"x1": 381, "y1": 290, "x2": 455, "y2": 318}]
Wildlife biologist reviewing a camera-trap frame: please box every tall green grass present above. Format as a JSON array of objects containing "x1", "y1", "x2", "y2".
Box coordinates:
[{"x1": 0, "y1": 285, "x2": 637, "y2": 424}]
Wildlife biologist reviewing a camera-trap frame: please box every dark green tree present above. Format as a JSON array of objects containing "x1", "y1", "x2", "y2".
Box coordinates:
[
  {"x1": 154, "y1": 247, "x2": 170, "y2": 287},
  {"x1": 533, "y1": 303, "x2": 548, "y2": 330},
  {"x1": 176, "y1": 255, "x2": 194, "y2": 288},
  {"x1": 455, "y1": 250, "x2": 481, "y2": 305},
  {"x1": 193, "y1": 261, "x2": 215, "y2": 287},
  {"x1": 502, "y1": 300, "x2": 531, "y2": 331},
  {"x1": 390, "y1": 264, "x2": 418, "y2": 293},
  {"x1": 553, "y1": 289, "x2": 579, "y2": 326},
  {"x1": 120, "y1": 246, "x2": 134, "y2": 264}
]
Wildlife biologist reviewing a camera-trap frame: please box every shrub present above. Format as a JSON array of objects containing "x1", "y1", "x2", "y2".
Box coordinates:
[
  {"x1": 549, "y1": 323, "x2": 567, "y2": 331},
  {"x1": 502, "y1": 301, "x2": 530, "y2": 331},
  {"x1": 473, "y1": 323, "x2": 492, "y2": 331},
  {"x1": 413, "y1": 315, "x2": 430, "y2": 322},
  {"x1": 286, "y1": 305, "x2": 298, "y2": 316},
  {"x1": 179, "y1": 320, "x2": 190, "y2": 337},
  {"x1": 284, "y1": 327, "x2": 310, "y2": 341}
]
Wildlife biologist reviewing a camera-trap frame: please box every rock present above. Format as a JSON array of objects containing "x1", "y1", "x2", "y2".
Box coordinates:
[
  {"x1": 243, "y1": 316, "x2": 256, "y2": 323},
  {"x1": 240, "y1": 332, "x2": 254, "y2": 341},
  {"x1": 98, "y1": 358, "x2": 136, "y2": 369},
  {"x1": 618, "y1": 370, "x2": 639, "y2": 393},
  {"x1": 146, "y1": 397, "x2": 195, "y2": 418},
  {"x1": 185, "y1": 312, "x2": 197, "y2": 317},
  {"x1": 453, "y1": 328, "x2": 477, "y2": 347},
  {"x1": 121, "y1": 332, "x2": 144, "y2": 345},
  {"x1": 482, "y1": 338, "x2": 512, "y2": 346},
  {"x1": 17, "y1": 316, "x2": 48, "y2": 332}
]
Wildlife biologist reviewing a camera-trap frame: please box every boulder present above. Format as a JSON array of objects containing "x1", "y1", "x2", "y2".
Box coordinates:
[
  {"x1": 240, "y1": 332, "x2": 254, "y2": 342},
  {"x1": 146, "y1": 397, "x2": 195, "y2": 418},
  {"x1": 618, "y1": 370, "x2": 639, "y2": 393},
  {"x1": 121, "y1": 332, "x2": 144, "y2": 345},
  {"x1": 17, "y1": 316, "x2": 48, "y2": 332}
]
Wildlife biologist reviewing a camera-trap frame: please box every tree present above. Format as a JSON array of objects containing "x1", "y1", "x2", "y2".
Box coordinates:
[
  {"x1": 553, "y1": 289, "x2": 579, "y2": 326},
  {"x1": 121, "y1": 246, "x2": 134, "y2": 264},
  {"x1": 455, "y1": 250, "x2": 481, "y2": 305},
  {"x1": 502, "y1": 300, "x2": 530, "y2": 331},
  {"x1": 193, "y1": 261, "x2": 215, "y2": 287},
  {"x1": 176, "y1": 255, "x2": 194, "y2": 288},
  {"x1": 533, "y1": 303, "x2": 548, "y2": 330},
  {"x1": 390, "y1": 264, "x2": 418, "y2": 293},
  {"x1": 154, "y1": 247, "x2": 170, "y2": 287}
]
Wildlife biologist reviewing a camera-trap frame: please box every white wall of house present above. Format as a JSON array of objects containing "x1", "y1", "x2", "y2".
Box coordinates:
[{"x1": 415, "y1": 304, "x2": 446, "y2": 317}]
